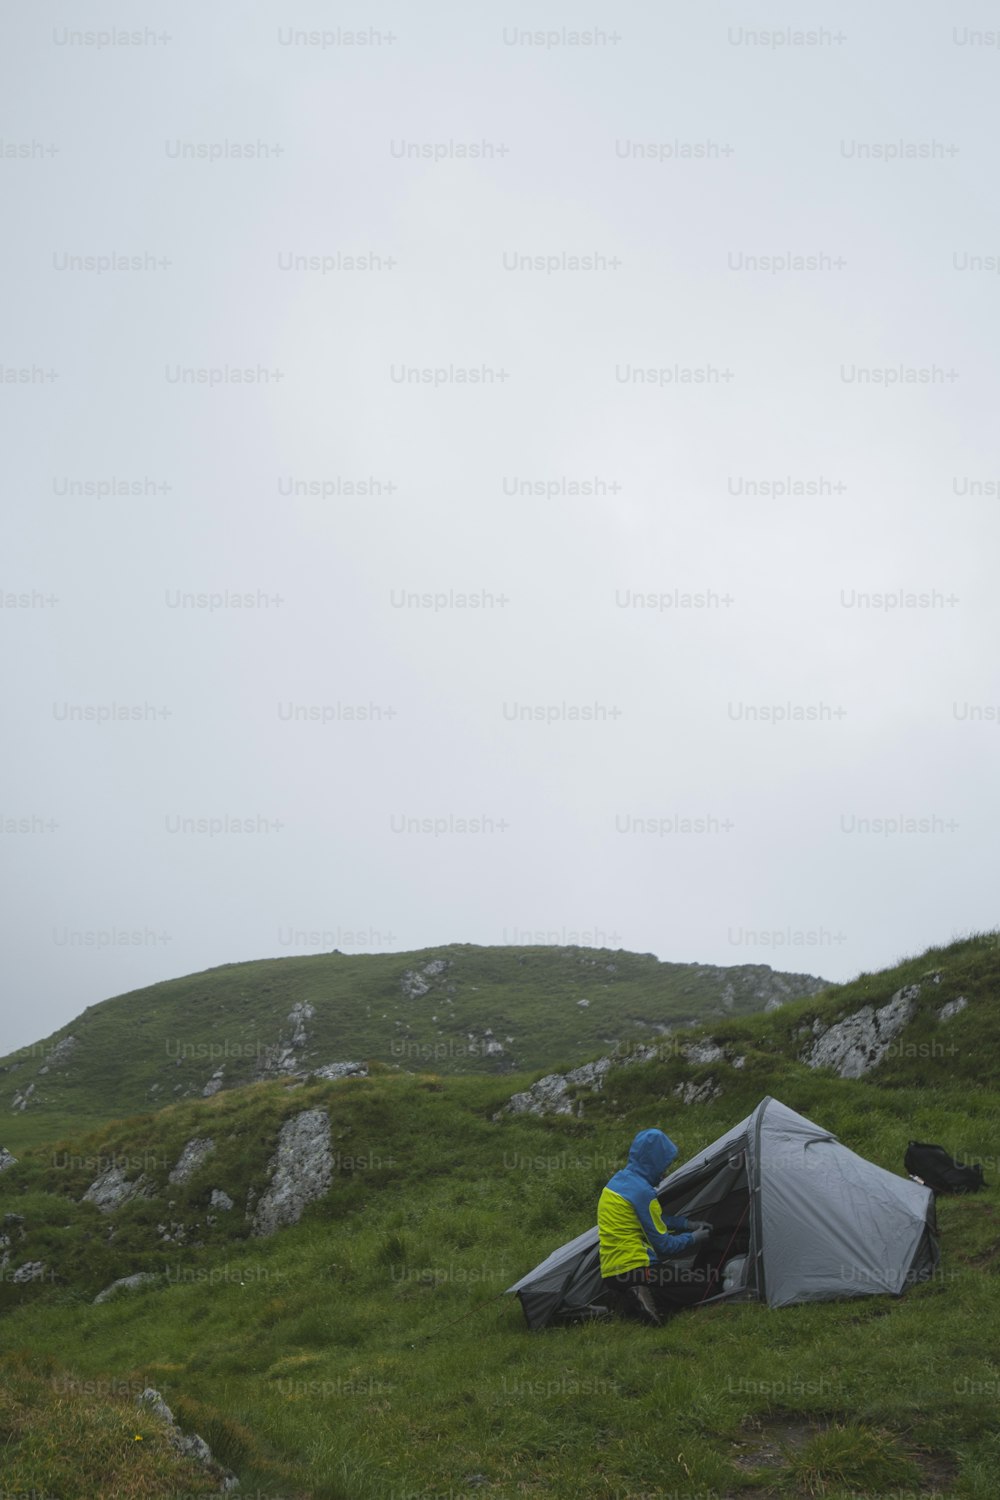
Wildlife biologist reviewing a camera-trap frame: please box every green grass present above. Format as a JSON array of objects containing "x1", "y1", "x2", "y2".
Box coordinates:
[
  {"x1": 0, "y1": 942, "x2": 830, "y2": 1149},
  {"x1": 0, "y1": 931, "x2": 997, "y2": 1496}
]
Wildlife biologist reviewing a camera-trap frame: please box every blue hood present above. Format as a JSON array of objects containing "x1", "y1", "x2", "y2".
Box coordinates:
[{"x1": 627, "y1": 1128, "x2": 678, "y2": 1186}]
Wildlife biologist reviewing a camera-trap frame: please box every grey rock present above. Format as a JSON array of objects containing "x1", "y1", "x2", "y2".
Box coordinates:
[
  {"x1": 177, "y1": 1431, "x2": 213, "y2": 1464},
  {"x1": 210, "y1": 1188, "x2": 234, "y2": 1210},
  {"x1": 732, "y1": 1055, "x2": 746, "y2": 1069},
  {"x1": 253, "y1": 1001, "x2": 317, "y2": 1082},
  {"x1": 0, "y1": 1147, "x2": 17, "y2": 1172},
  {"x1": 506, "y1": 1072, "x2": 572, "y2": 1117},
  {"x1": 46, "y1": 1035, "x2": 78, "y2": 1068},
  {"x1": 136, "y1": 1388, "x2": 238, "y2": 1489},
  {"x1": 621, "y1": 1044, "x2": 660, "y2": 1065},
  {"x1": 82, "y1": 1164, "x2": 154, "y2": 1214},
  {"x1": 683, "y1": 1041, "x2": 725, "y2": 1066},
  {"x1": 938, "y1": 996, "x2": 968, "y2": 1022},
  {"x1": 803, "y1": 984, "x2": 920, "y2": 1079},
  {"x1": 202, "y1": 1067, "x2": 225, "y2": 1097},
  {"x1": 673, "y1": 1078, "x2": 721, "y2": 1105},
  {"x1": 168, "y1": 1137, "x2": 216, "y2": 1185},
  {"x1": 11, "y1": 1261, "x2": 47, "y2": 1284},
  {"x1": 137, "y1": 1387, "x2": 175, "y2": 1424},
  {"x1": 11, "y1": 1083, "x2": 35, "y2": 1112},
  {"x1": 505, "y1": 1057, "x2": 613, "y2": 1117},
  {"x1": 252, "y1": 1108, "x2": 333, "y2": 1237},
  {"x1": 577, "y1": 998, "x2": 590, "y2": 1008},
  {"x1": 288, "y1": 1000, "x2": 315, "y2": 1048},
  {"x1": 311, "y1": 1060, "x2": 368, "y2": 1081},
  {"x1": 94, "y1": 1272, "x2": 160, "y2": 1304},
  {"x1": 502, "y1": 1039, "x2": 669, "y2": 1119},
  {"x1": 422, "y1": 958, "x2": 450, "y2": 978},
  {"x1": 401, "y1": 969, "x2": 431, "y2": 999}
]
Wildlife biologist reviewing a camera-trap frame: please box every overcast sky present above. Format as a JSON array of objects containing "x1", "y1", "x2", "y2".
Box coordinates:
[{"x1": 3, "y1": 2, "x2": 999, "y2": 1056}]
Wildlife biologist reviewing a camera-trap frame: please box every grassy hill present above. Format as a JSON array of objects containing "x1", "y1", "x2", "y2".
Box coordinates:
[
  {"x1": 0, "y1": 931, "x2": 997, "y2": 1498},
  {"x1": 0, "y1": 943, "x2": 828, "y2": 1151}
]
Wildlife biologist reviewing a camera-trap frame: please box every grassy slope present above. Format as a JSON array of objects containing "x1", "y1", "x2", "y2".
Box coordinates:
[
  {"x1": 0, "y1": 932, "x2": 997, "y2": 1498},
  {"x1": 0, "y1": 943, "x2": 828, "y2": 1151}
]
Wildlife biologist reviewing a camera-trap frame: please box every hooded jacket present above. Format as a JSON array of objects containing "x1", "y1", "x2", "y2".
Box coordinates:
[{"x1": 598, "y1": 1128, "x2": 697, "y2": 1276}]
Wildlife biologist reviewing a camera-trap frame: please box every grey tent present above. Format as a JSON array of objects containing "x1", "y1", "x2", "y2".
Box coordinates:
[{"x1": 507, "y1": 1096, "x2": 939, "y2": 1330}]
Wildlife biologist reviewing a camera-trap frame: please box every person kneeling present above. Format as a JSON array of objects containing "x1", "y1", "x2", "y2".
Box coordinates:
[{"x1": 597, "y1": 1128, "x2": 710, "y2": 1325}]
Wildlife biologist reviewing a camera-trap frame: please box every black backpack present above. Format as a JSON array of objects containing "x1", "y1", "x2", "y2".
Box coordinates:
[{"x1": 904, "y1": 1140, "x2": 986, "y2": 1195}]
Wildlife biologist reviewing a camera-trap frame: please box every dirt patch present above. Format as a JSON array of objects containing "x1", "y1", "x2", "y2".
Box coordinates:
[
  {"x1": 727, "y1": 1412, "x2": 957, "y2": 1495},
  {"x1": 729, "y1": 1413, "x2": 819, "y2": 1473}
]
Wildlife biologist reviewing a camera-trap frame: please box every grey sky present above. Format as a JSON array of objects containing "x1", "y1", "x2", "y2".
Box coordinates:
[{"x1": 3, "y1": 3, "x2": 998, "y2": 1055}]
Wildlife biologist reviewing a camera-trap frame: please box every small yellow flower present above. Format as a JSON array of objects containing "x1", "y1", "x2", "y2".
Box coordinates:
[{"x1": 134, "y1": 1433, "x2": 144, "y2": 1441}]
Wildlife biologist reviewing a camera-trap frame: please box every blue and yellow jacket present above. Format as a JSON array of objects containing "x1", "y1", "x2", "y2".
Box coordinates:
[{"x1": 598, "y1": 1128, "x2": 697, "y2": 1276}]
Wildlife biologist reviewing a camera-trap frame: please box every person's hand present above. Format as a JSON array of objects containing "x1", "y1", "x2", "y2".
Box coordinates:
[{"x1": 690, "y1": 1226, "x2": 711, "y2": 1246}]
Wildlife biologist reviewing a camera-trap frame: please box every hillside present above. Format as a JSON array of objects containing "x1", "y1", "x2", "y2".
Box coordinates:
[
  {"x1": 0, "y1": 943, "x2": 828, "y2": 1150},
  {"x1": 0, "y1": 931, "x2": 997, "y2": 1497}
]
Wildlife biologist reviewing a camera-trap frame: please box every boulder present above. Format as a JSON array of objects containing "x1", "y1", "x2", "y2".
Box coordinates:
[
  {"x1": 673, "y1": 1078, "x2": 721, "y2": 1106},
  {"x1": 802, "y1": 985, "x2": 920, "y2": 1079},
  {"x1": 81, "y1": 1164, "x2": 154, "y2": 1214},
  {"x1": 505, "y1": 1057, "x2": 613, "y2": 1117},
  {"x1": 0, "y1": 1147, "x2": 17, "y2": 1173},
  {"x1": 251, "y1": 1109, "x2": 333, "y2": 1237},
  {"x1": 311, "y1": 1061, "x2": 368, "y2": 1081},
  {"x1": 168, "y1": 1137, "x2": 216, "y2": 1185},
  {"x1": 94, "y1": 1272, "x2": 160, "y2": 1305},
  {"x1": 11, "y1": 1261, "x2": 48, "y2": 1284},
  {"x1": 210, "y1": 1188, "x2": 234, "y2": 1211},
  {"x1": 682, "y1": 1041, "x2": 725, "y2": 1066},
  {"x1": 39, "y1": 1034, "x2": 77, "y2": 1073},
  {"x1": 938, "y1": 996, "x2": 968, "y2": 1022},
  {"x1": 401, "y1": 970, "x2": 431, "y2": 1000}
]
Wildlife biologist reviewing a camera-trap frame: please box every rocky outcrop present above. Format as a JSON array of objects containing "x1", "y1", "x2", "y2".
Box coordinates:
[
  {"x1": 94, "y1": 1271, "x2": 160, "y2": 1305},
  {"x1": 288, "y1": 1001, "x2": 315, "y2": 1048},
  {"x1": 251, "y1": 1109, "x2": 332, "y2": 1237},
  {"x1": 938, "y1": 996, "x2": 968, "y2": 1022},
  {"x1": 202, "y1": 1067, "x2": 225, "y2": 1097},
  {"x1": 81, "y1": 1164, "x2": 154, "y2": 1214},
  {"x1": 402, "y1": 958, "x2": 451, "y2": 999},
  {"x1": 802, "y1": 985, "x2": 920, "y2": 1079},
  {"x1": 401, "y1": 970, "x2": 431, "y2": 999},
  {"x1": 10, "y1": 1260, "x2": 47, "y2": 1284},
  {"x1": 673, "y1": 1078, "x2": 721, "y2": 1106},
  {"x1": 0, "y1": 1147, "x2": 17, "y2": 1172},
  {"x1": 692, "y1": 964, "x2": 828, "y2": 1015},
  {"x1": 682, "y1": 1041, "x2": 726, "y2": 1066},
  {"x1": 254, "y1": 1001, "x2": 319, "y2": 1082},
  {"x1": 168, "y1": 1137, "x2": 216, "y2": 1185},
  {"x1": 136, "y1": 1388, "x2": 238, "y2": 1491},
  {"x1": 38, "y1": 1035, "x2": 77, "y2": 1073},
  {"x1": 11, "y1": 1083, "x2": 35, "y2": 1112},
  {"x1": 210, "y1": 1188, "x2": 234, "y2": 1210},
  {"x1": 311, "y1": 1061, "x2": 368, "y2": 1081},
  {"x1": 505, "y1": 1058, "x2": 613, "y2": 1118}
]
